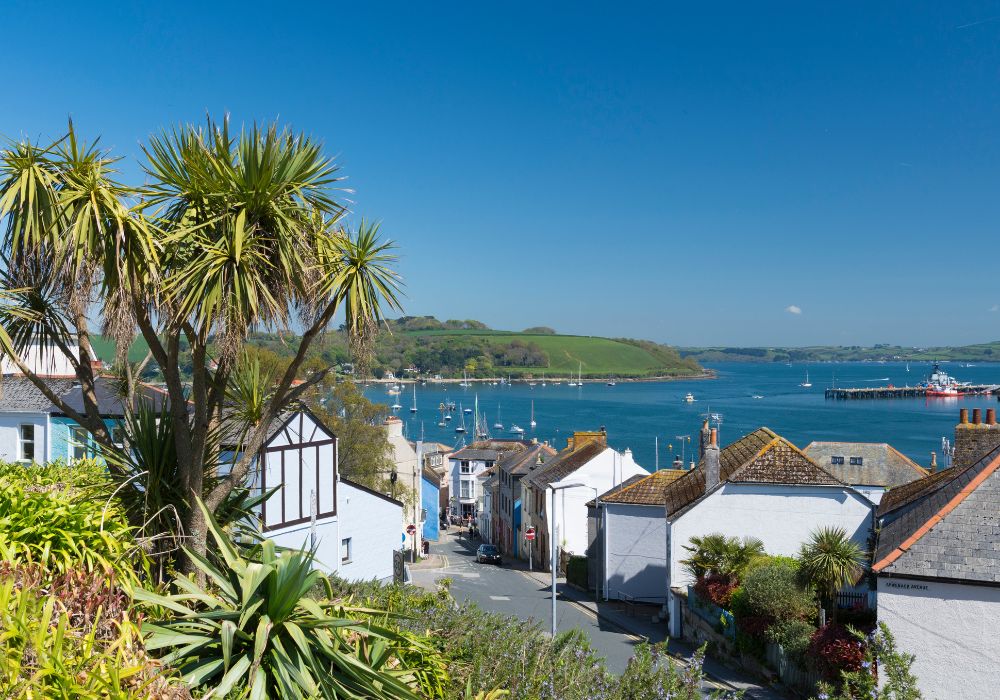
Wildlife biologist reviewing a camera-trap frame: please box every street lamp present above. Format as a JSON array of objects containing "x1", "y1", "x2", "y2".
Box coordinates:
[{"x1": 547, "y1": 481, "x2": 599, "y2": 638}]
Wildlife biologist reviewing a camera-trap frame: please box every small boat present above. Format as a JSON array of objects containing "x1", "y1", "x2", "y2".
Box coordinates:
[
  {"x1": 509, "y1": 424, "x2": 524, "y2": 435},
  {"x1": 493, "y1": 403, "x2": 504, "y2": 430},
  {"x1": 530, "y1": 400, "x2": 536, "y2": 428},
  {"x1": 800, "y1": 371, "x2": 812, "y2": 388},
  {"x1": 607, "y1": 375, "x2": 616, "y2": 386},
  {"x1": 752, "y1": 394, "x2": 764, "y2": 400},
  {"x1": 541, "y1": 373, "x2": 546, "y2": 387},
  {"x1": 455, "y1": 408, "x2": 467, "y2": 433},
  {"x1": 906, "y1": 362, "x2": 910, "y2": 372},
  {"x1": 445, "y1": 414, "x2": 452, "y2": 422},
  {"x1": 463, "y1": 407, "x2": 473, "y2": 415},
  {"x1": 410, "y1": 384, "x2": 417, "y2": 413},
  {"x1": 684, "y1": 392, "x2": 695, "y2": 403},
  {"x1": 391, "y1": 401, "x2": 402, "y2": 411},
  {"x1": 459, "y1": 370, "x2": 471, "y2": 388}
]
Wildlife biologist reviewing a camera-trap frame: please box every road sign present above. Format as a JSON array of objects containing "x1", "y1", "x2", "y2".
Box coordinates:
[
  {"x1": 406, "y1": 524, "x2": 417, "y2": 536},
  {"x1": 525, "y1": 527, "x2": 536, "y2": 541}
]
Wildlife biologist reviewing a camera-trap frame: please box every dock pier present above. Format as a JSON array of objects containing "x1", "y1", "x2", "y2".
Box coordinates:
[{"x1": 825, "y1": 385, "x2": 1000, "y2": 400}]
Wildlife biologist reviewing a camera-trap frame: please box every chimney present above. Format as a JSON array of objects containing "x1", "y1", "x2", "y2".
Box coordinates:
[
  {"x1": 699, "y1": 419, "x2": 710, "y2": 459},
  {"x1": 704, "y1": 428, "x2": 720, "y2": 492},
  {"x1": 532, "y1": 437, "x2": 538, "y2": 445},
  {"x1": 930, "y1": 451, "x2": 937, "y2": 471},
  {"x1": 954, "y1": 408, "x2": 1000, "y2": 469}
]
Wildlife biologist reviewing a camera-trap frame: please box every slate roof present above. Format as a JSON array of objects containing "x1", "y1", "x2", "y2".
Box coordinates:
[
  {"x1": 877, "y1": 467, "x2": 958, "y2": 517},
  {"x1": 526, "y1": 441, "x2": 606, "y2": 489},
  {"x1": 450, "y1": 448, "x2": 500, "y2": 461},
  {"x1": 662, "y1": 428, "x2": 845, "y2": 518},
  {"x1": 802, "y1": 442, "x2": 928, "y2": 488},
  {"x1": 498, "y1": 443, "x2": 558, "y2": 476},
  {"x1": 450, "y1": 439, "x2": 529, "y2": 463},
  {"x1": 0, "y1": 376, "x2": 166, "y2": 415},
  {"x1": 596, "y1": 469, "x2": 688, "y2": 505},
  {"x1": 873, "y1": 444, "x2": 1000, "y2": 584}
]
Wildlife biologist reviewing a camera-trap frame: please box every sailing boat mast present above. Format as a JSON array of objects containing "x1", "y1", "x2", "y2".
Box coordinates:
[{"x1": 410, "y1": 383, "x2": 417, "y2": 412}]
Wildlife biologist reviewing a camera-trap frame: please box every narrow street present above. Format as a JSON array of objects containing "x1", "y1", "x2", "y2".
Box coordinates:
[{"x1": 410, "y1": 532, "x2": 786, "y2": 698}]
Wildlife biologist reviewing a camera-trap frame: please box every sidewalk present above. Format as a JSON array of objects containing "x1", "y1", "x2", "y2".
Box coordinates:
[{"x1": 516, "y1": 566, "x2": 792, "y2": 700}]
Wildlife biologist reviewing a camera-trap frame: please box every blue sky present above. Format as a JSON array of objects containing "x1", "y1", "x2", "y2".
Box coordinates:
[{"x1": 3, "y1": 2, "x2": 1000, "y2": 346}]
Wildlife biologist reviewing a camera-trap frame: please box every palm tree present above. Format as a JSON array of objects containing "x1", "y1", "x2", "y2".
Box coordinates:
[
  {"x1": 798, "y1": 526, "x2": 866, "y2": 624},
  {"x1": 0, "y1": 118, "x2": 402, "y2": 577},
  {"x1": 681, "y1": 533, "x2": 766, "y2": 582}
]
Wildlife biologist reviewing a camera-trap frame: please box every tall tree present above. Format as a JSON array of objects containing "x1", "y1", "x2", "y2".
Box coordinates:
[{"x1": 0, "y1": 119, "x2": 402, "y2": 573}]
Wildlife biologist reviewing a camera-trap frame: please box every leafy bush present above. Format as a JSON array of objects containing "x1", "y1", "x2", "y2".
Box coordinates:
[
  {"x1": 566, "y1": 555, "x2": 588, "y2": 590},
  {"x1": 681, "y1": 533, "x2": 765, "y2": 582},
  {"x1": 137, "y1": 501, "x2": 447, "y2": 699},
  {"x1": 808, "y1": 624, "x2": 865, "y2": 681},
  {"x1": 694, "y1": 573, "x2": 739, "y2": 608},
  {"x1": 766, "y1": 619, "x2": 814, "y2": 663},
  {"x1": 0, "y1": 460, "x2": 143, "y2": 583},
  {"x1": 736, "y1": 560, "x2": 815, "y2": 625},
  {"x1": 812, "y1": 623, "x2": 922, "y2": 699},
  {"x1": 0, "y1": 567, "x2": 186, "y2": 699}
]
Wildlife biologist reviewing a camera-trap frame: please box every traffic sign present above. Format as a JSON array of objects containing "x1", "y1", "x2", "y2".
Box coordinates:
[
  {"x1": 525, "y1": 527, "x2": 536, "y2": 541},
  {"x1": 406, "y1": 524, "x2": 417, "y2": 536}
]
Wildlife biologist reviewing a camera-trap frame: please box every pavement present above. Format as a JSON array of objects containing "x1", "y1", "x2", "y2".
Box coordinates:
[{"x1": 410, "y1": 531, "x2": 791, "y2": 699}]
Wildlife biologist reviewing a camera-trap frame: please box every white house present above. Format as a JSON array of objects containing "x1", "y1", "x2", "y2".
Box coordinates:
[
  {"x1": 253, "y1": 408, "x2": 404, "y2": 583},
  {"x1": 1, "y1": 341, "x2": 79, "y2": 377},
  {"x1": 447, "y1": 439, "x2": 528, "y2": 520},
  {"x1": 872, "y1": 420, "x2": 1000, "y2": 699},
  {"x1": 664, "y1": 428, "x2": 874, "y2": 636},
  {"x1": 383, "y1": 417, "x2": 422, "y2": 551},
  {"x1": 523, "y1": 429, "x2": 647, "y2": 569}
]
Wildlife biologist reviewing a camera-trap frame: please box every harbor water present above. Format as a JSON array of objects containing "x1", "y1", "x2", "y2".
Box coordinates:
[{"x1": 365, "y1": 362, "x2": 1000, "y2": 470}]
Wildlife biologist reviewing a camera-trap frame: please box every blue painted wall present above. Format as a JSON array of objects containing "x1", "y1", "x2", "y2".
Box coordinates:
[
  {"x1": 421, "y1": 474, "x2": 440, "y2": 541},
  {"x1": 50, "y1": 417, "x2": 121, "y2": 463},
  {"x1": 513, "y1": 498, "x2": 522, "y2": 557}
]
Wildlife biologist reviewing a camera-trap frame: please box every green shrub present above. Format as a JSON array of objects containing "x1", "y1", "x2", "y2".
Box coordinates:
[
  {"x1": 766, "y1": 619, "x2": 814, "y2": 663},
  {"x1": 738, "y1": 560, "x2": 815, "y2": 624},
  {"x1": 0, "y1": 460, "x2": 144, "y2": 583},
  {"x1": 812, "y1": 623, "x2": 922, "y2": 699},
  {"x1": 137, "y1": 500, "x2": 447, "y2": 699},
  {"x1": 566, "y1": 555, "x2": 588, "y2": 589}
]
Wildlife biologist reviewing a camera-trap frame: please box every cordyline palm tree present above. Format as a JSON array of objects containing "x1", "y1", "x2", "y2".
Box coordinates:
[
  {"x1": 798, "y1": 526, "x2": 866, "y2": 624},
  {"x1": 0, "y1": 118, "x2": 402, "y2": 576}
]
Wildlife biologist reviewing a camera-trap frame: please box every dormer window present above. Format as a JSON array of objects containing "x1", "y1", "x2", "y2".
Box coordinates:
[
  {"x1": 849, "y1": 456, "x2": 863, "y2": 466},
  {"x1": 831, "y1": 456, "x2": 845, "y2": 465}
]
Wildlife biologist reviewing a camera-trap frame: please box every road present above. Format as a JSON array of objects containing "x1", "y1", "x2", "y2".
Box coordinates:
[{"x1": 410, "y1": 531, "x2": 785, "y2": 698}]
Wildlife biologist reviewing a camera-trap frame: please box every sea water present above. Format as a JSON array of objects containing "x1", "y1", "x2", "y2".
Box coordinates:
[{"x1": 364, "y1": 361, "x2": 1000, "y2": 470}]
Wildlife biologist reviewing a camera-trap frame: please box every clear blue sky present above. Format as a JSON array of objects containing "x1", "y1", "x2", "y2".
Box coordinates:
[{"x1": 3, "y1": 2, "x2": 1000, "y2": 346}]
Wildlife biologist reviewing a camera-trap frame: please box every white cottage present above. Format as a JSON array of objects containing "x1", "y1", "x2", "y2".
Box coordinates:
[
  {"x1": 252, "y1": 408, "x2": 404, "y2": 583},
  {"x1": 872, "y1": 429, "x2": 1000, "y2": 698}
]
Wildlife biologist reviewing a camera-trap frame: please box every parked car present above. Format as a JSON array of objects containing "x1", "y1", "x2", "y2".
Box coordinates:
[{"x1": 476, "y1": 544, "x2": 502, "y2": 565}]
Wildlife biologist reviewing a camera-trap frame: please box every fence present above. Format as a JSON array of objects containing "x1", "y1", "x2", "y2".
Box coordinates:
[
  {"x1": 686, "y1": 585, "x2": 735, "y2": 640},
  {"x1": 765, "y1": 643, "x2": 823, "y2": 695},
  {"x1": 836, "y1": 590, "x2": 869, "y2": 610}
]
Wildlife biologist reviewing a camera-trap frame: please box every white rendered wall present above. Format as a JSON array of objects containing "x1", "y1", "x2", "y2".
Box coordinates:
[
  {"x1": 550, "y1": 447, "x2": 648, "y2": 556},
  {"x1": 0, "y1": 413, "x2": 48, "y2": 463},
  {"x1": 604, "y1": 503, "x2": 667, "y2": 603},
  {"x1": 878, "y1": 578, "x2": 1000, "y2": 700},
  {"x1": 1, "y1": 343, "x2": 77, "y2": 376},
  {"x1": 668, "y1": 483, "x2": 873, "y2": 589},
  {"x1": 268, "y1": 480, "x2": 402, "y2": 583}
]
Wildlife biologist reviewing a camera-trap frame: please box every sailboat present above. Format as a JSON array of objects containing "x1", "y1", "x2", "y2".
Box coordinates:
[
  {"x1": 906, "y1": 361, "x2": 910, "y2": 372},
  {"x1": 607, "y1": 375, "x2": 616, "y2": 386},
  {"x1": 493, "y1": 403, "x2": 504, "y2": 430},
  {"x1": 530, "y1": 400, "x2": 536, "y2": 429},
  {"x1": 474, "y1": 395, "x2": 489, "y2": 439},
  {"x1": 569, "y1": 362, "x2": 582, "y2": 387},
  {"x1": 800, "y1": 371, "x2": 813, "y2": 388},
  {"x1": 541, "y1": 373, "x2": 546, "y2": 387},
  {"x1": 391, "y1": 400, "x2": 402, "y2": 411},
  {"x1": 455, "y1": 405, "x2": 467, "y2": 433},
  {"x1": 409, "y1": 384, "x2": 417, "y2": 413},
  {"x1": 459, "y1": 370, "x2": 471, "y2": 388}
]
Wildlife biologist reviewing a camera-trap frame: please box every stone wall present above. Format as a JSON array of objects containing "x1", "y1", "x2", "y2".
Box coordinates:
[{"x1": 954, "y1": 421, "x2": 1000, "y2": 469}]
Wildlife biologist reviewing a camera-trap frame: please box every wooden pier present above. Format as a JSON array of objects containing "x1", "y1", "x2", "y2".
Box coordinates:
[{"x1": 825, "y1": 385, "x2": 1000, "y2": 400}]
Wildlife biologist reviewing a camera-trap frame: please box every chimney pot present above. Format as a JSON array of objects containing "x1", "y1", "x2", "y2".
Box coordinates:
[
  {"x1": 987, "y1": 409, "x2": 997, "y2": 426},
  {"x1": 930, "y1": 451, "x2": 938, "y2": 470},
  {"x1": 704, "y1": 436, "x2": 721, "y2": 493},
  {"x1": 709, "y1": 428, "x2": 718, "y2": 446},
  {"x1": 960, "y1": 408, "x2": 969, "y2": 424},
  {"x1": 973, "y1": 408, "x2": 982, "y2": 425}
]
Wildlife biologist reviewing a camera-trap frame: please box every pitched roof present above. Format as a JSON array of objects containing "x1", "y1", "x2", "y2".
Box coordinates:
[
  {"x1": 596, "y1": 469, "x2": 688, "y2": 505},
  {"x1": 0, "y1": 376, "x2": 167, "y2": 416},
  {"x1": 0, "y1": 376, "x2": 76, "y2": 412},
  {"x1": 662, "y1": 428, "x2": 845, "y2": 518},
  {"x1": 527, "y1": 441, "x2": 606, "y2": 489},
  {"x1": 450, "y1": 439, "x2": 529, "y2": 463},
  {"x1": 873, "y1": 444, "x2": 1000, "y2": 583},
  {"x1": 802, "y1": 442, "x2": 928, "y2": 488},
  {"x1": 877, "y1": 466, "x2": 958, "y2": 517},
  {"x1": 450, "y1": 448, "x2": 500, "y2": 461},
  {"x1": 498, "y1": 443, "x2": 558, "y2": 476}
]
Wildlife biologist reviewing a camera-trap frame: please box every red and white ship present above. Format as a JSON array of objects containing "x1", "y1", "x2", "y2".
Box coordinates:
[{"x1": 922, "y1": 363, "x2": 967, "y2": 397}]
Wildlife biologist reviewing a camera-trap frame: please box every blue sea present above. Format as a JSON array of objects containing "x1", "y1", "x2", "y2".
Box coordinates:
[{"x1": 364, "y1": 362, "x2": 1000, "y2": 470}]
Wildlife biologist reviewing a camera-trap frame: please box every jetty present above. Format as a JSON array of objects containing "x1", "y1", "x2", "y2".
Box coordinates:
[{"x1": 825, "y1": 385, "x2": 1000, "y2": 400}]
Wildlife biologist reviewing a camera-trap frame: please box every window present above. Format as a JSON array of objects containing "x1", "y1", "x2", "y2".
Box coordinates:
[
  {"x1": 111, "y1": 426, "x2": 126, "y2": 448},
  {"x1": 70, "y1": 427, "x2": 89, "y2": 461},
  {"x1": 341, "y1": 538, "x2": 352, "y2": 563},
  {"x1": 831, "y1": 456, "x2": 845, "y2": 465},
  {"x1": 849, "y1": 456, "x2": 863, "y2": 466},
  {"x1": 460, "y1": 479, "x2": 473, "y2": 499},
  {"x1": 460, "y1": 461, "x2": 472, "y2": 474},
  {"x1": 18, "y1": 424, "x2": 34, "y2": 462}
]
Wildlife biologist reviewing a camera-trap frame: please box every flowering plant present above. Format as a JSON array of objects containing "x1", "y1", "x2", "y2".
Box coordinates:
[{"x1": 811, "y1": 623, "x2": 921, "y2": 699}]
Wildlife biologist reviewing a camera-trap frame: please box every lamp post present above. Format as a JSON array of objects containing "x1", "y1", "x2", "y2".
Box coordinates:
[{"x1": 547, "y1": 481, "x2": 599, "y2": 638}]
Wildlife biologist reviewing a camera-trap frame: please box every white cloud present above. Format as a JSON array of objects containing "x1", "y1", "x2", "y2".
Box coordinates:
[
  {"x1": 991, "y1": 304, "x2": 999, "y2": 312},
  {"x1": 785, "y1": 305, "x2": 802, "y2": 315}
]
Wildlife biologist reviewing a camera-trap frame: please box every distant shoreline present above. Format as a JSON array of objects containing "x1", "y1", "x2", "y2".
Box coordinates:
[{"x1": 360, "y1": 370, "x2": 716, "y2": 385}]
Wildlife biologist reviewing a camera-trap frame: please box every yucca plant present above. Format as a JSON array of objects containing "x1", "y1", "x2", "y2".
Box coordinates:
[
  {"x1": 135, "y1": 500, "x2": 447, "y2": 699},
  {"x1": 798, "y1": 526, "x2": 866, "y2": 624}
]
